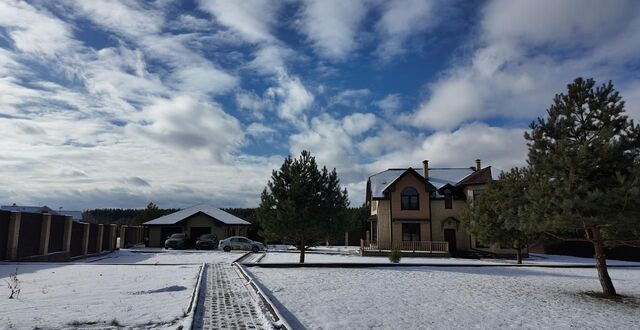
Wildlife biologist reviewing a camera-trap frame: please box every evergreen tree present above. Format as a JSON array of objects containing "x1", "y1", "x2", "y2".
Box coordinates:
[
  {"x1": 524, "y1": 78, "x2": 640, "y2": 296},
  {"x1": 257, "y1": 151, "x2": 349, "y2": 263},
  {"x1": 136, "y1": 202, "x2": 165, "y2": 224},
  {"x1": 462, "y1": 167, "x2": 537, "y2": 264}
]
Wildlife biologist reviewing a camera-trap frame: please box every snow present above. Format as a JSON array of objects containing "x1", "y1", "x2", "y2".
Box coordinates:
[
  {"x1": 0, "y1": 249, "x2": 249, "y2": 329},
  {"x1": 0, "y1": 263, "x2": 200, "y2": 329},
  {"x1": 259, "y1": 252, "x2": 640, "y2": 266},
  {"x1": 247, "y1": 266, "x2": 640, "y2": 329}
]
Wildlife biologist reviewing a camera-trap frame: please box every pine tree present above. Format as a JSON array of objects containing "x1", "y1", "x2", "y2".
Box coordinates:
[
  {"x1": 257, "y1": 151, "x2": 350, "y2": 263},
  {"x1": 524, "y1": 77, "x2": 640, "y2": 296},
  {"x1": 462, "y1": 167, "x2": 536, "y2": 264}
]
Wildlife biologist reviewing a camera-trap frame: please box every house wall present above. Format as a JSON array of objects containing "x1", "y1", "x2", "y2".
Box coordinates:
[
  {"x1": 431, "y1": 199, "x2": 470, "y2": 251},
  {"x1": 389, "y1": 174, "x2": 430, "y2": 219},
  {"x1": 149, "y1": 227, "x2": 162, "y2": 247}
]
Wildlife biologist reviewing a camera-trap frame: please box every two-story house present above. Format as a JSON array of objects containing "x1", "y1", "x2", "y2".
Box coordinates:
[{"x1": 364, "y1": 159, "x2": 517, "y2": 256}]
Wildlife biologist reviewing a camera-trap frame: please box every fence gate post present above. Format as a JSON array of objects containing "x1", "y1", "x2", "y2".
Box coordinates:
[
  {"x1": 120, "y1": 226, "x2": 127, "y2": 248},
  {"x1": 110, "y1": 224, "x2": 117, "y2": 250},
  {"x1": 39, "y1": 213, "x2": 52, "y2": 256},
  {"x1": 62, "y1": 216, "x2": 73, "y2": 253},
  {"x1": 7, "y1": 212, "x2": 21, "y2": 260},
  {"x1": 81, "y1": 223, "x2": 90, "y2": 256},
  {"x1": 96, "y1": 224, "x2": 104, "y2": 254}
]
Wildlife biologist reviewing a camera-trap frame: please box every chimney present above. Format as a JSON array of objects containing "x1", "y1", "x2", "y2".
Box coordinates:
[
  {"x1": 422, "y1": 160, "x2": 429, "y2": 179},
  {"x1": 475, "y1": 159, "x2": 482, "y2": 171}
]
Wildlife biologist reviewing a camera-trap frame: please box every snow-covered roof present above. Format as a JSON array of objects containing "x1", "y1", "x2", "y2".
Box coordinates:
[
  {"x1": 143, "y1": 203, "x2": 250, "y2": 226},
  {"x1": 368, "y1": 167, "x2": 478, "y2": 198},
  {"x1": 1, "y1": 204, "x2": 57, "y2": 214}
]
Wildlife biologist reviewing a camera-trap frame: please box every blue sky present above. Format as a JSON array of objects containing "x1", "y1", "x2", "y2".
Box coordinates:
[{"x1": 1, "y1": 0, "x2": 639, "y2": 209}]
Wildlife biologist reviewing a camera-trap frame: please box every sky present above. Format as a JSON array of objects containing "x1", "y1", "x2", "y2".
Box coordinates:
[{"x1": 1, "y1": 0, "x2": 640, "y2": 210}]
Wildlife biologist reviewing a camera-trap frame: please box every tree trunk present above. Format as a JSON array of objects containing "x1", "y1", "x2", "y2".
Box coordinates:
[
  {"x1": 299, "y1": 244, "x2": 306, "y2": 264},
  {"x1": 591, "y1": 227, "x2": 616, "y2": 296},
  {"x1": 516, "y1": 246, "x2": 522, "y2": 265}
]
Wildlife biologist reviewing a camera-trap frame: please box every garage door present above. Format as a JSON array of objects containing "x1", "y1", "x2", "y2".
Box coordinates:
[
  {"x1": 161, "y1": 227, "x2": 183, "y2": 241},
  {"x1": 190, "y1": 227, "x2": 211, "y2": 240}
]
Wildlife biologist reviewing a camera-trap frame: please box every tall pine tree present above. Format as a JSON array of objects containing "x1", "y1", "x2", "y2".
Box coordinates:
[
  {"x1": 257, "y1": 151, "x2": 349, "y2": 263},
  {"x1": 525, "y1": 78, "x2": 640, "y2": 296}
]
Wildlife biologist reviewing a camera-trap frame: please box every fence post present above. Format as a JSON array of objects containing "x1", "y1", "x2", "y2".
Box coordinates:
[
  {"x1": 96, "y1": 224, "x2": 104, "y2": 254},
  {"x1": 39, "y1": 213, "x2": 52, "y2": 256},
  {"x1": 360, "y1": 239, "x2": 364, "y2": 256},
  {"x1": 120, "y1": 225, "x2": 127, "y2": 248},
  {"x1": 62, "y1": 216, "x2": 73, "y2": 253},
  {"x1": 7, "y1": 212, "x2": 21, "y2": 260},
  {"x1": 81, "y1": 223, "x2": 90, "y2": 256},
  {"x1": 110, "y1": 224, "x2": 117, "y2": 250}
]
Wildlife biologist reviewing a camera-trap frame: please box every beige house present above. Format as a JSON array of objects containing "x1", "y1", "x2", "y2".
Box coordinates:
[
  {"x1": 143, "y1": 203, "x2": 250, "y2": 247},
  {"x1": 365, "y1": 159, "x2": 519, "y2": 256}
]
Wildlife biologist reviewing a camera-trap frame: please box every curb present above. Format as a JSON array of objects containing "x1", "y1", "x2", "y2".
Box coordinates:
[
  {"x1": 234, "y1": 256, "x2": 292, "y2": 330},
  {"x1": 184, "y1": 262, "x2": 206, "y2": 330},
  {"x1": 241, "y1": 262, "x2": 640, "y2": 269}
]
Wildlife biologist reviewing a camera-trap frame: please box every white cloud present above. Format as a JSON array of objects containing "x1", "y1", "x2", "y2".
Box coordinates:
[
  {"x1": 129, "y1": 96, "x2": 245, "y2": 162},
  {"x1": 375, "y1": 0, "x2": 438, "y2": 60},
  {"x1": 198, "y1": 0, "x2": 280, "y2": 43},
  {"x1": 329, "y1": 89, "x2": 371, "y2": 109},
  {"x1": 266, "y1": 74, "x2": 315, "y2": 126},
  {"x1": 247, "y1": 123, "x2": 276, "y2": 137},
  {"x1": 297, "y1": 0, "x2": 368, "y2": 61},
  {"x1": 342, "y1": 113, "x2": 377, "y2": 136}
]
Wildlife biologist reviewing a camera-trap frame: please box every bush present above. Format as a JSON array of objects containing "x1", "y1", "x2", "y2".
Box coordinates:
[{"x1": 388, "y1": 248, "x2": 401, "y2": 263}]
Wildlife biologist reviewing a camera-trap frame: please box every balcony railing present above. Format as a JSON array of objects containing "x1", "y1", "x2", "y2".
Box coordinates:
[{"x1": 360, "y1": 239, "x2": 449, "y2": 254}]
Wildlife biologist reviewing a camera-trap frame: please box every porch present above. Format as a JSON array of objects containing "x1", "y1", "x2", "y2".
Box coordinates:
[{"x1": 360, "y1": 239, "x2": 450, "y2": 257}]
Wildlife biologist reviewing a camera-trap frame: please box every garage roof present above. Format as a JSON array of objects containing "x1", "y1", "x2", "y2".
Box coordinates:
[{"x1": 143, "y1": 203, "x2": 251, "y2": 226}]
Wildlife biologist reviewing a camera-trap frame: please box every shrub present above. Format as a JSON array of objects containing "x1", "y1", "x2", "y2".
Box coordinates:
[
  {"x1": 388, "y1": 248, "x2": 401, "y2": 263},
  {"x1": 6, "y1": 268, "x2": 20, "y2": 299}
]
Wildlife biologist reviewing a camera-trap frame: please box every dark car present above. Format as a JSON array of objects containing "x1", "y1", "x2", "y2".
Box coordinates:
[
  {"x1": 164, "y1": 233, "x2": 190, "y2": 249},
  {"x1": 195, "y1": 234, "x2": 218, "y2": 250}
]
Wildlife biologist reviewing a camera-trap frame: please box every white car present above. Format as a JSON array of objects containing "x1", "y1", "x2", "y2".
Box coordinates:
[{"x1": 219, "y1": 236, "x2": 265, "y2": 252}]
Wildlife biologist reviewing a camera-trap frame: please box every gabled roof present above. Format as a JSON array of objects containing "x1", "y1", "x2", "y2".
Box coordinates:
[
  {"x1": 381, "y1": 168, "x2": 437, "y2": 194},
  {"x1": 456, "y1": 167, "x2": 494, "y2": 186},
  {"x1": 143, "y1": 203, "x2": 250, "y2": 226},
  {"x1": 57, "y1": 210, "x2": 83, "y2": 221},
  {"x1": 368, "y1": 167, "x2": 477, "y2": 199}
]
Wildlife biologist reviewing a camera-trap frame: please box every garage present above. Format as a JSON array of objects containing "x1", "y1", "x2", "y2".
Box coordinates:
[{"x1": 143, "y1": 203, "x2": 251, "y2": 247}]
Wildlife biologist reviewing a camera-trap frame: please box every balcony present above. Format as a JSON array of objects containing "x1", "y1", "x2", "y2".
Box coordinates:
[{"x1": 360, "y1": 239, "x2": 450, "y2": 256}]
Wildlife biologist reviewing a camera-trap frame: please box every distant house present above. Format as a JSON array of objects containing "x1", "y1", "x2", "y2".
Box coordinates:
[
  {"x1": 142, "y1": 203, "x2": 251, "y2": 247},
  {"x1": 365, "y1": 159, "x2": 520, "y2": 256},
  {"x1": 1, "y1": 204, "x2": 83, "y2": 221}
]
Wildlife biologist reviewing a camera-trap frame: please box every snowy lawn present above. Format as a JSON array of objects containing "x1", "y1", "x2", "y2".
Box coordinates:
[
  {"x1": 248, "y1": 266, "x2": 640, "y2": 329},
  {"x1": 84, "y1": 248, "x2": 246, "y2": 264},
  {"x1": 260, "y1": 252, "x2": 640, "y2": 266},
  {"x1": 0, "y1": 263, "x2": 201, "y2": 329}
]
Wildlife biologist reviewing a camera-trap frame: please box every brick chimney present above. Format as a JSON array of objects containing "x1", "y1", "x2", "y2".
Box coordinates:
[
  {"x1": 422, "y1": 160, "x2": 429, "y2": 179},
  {"x1": 475, "y1": 159, "x2": 481, "y2": 171}
]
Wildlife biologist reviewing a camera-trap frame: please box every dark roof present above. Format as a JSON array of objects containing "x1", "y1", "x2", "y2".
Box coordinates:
[{"x1": 456, "y1": 167, "x2": 493, "y2": 186}]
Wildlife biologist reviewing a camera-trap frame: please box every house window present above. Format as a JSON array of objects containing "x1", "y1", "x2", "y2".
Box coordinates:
[
  {"x1": 473, "y1": 189, "x2": 485, "y2": 201},
  {"x1": 401, "y1": 187, "x2": 419, "y2": 210},
  {"x1": 444, "y1": 190, "x2": 452, "y2": 209},
  {"x1": 402, "y1": 223, "x2": 421, "y2": 241}
]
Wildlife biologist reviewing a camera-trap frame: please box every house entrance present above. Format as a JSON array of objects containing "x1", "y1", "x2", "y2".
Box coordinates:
[{"x1": 444, "y1": 229, "x2": 457, "y2": 252}]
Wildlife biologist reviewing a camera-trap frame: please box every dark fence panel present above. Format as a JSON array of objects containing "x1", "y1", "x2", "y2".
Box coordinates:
[
  {"x1": 17, "y1": 213, "x2": 42, "y2": 259},
  {"x1": 0, "y1": 211, "x2": 10, "y2": 260},
  {"x1": 87, "y1": 223, "x2": 99, "y2": 254},
  {"x1": 125, "y1": 227, "x2": 137, "y2": 247},
  {"x1": 48, "y1": 215, "x2": 66, "y2": 253},
  {"x1": 102, "y1": 225, "x2": 111, "y2": 251},
  {"x1": 70, "y1": 222, "x2": 84, "y2": 257}
]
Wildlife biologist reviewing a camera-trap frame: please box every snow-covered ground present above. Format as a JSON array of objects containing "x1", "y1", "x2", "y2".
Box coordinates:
[
  {"x1": 259, "y1": 252, "x2": 640, "y2": 266},
  {"x1": 248, "y1": 266, "x2": 640, "y2": 329},
  {"x1": 84, "y1": 248, "x2": 246, "y2": 264},
  {"x1": 0, "y1": 263, "x2": 200, "y2": 329},
  {"x1": 0, "y1": 249, "x2": 249, "y2": 329}
]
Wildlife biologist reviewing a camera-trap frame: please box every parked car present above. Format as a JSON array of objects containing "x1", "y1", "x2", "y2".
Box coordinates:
[
  {"x1": 195, "y1": 234, "x2": 218, "y2": 250},
  {"x1": 219, "y1": 236, "x2": 265, "y2": 253},
  {"x1": 164, "y1": 233, "x2": 190, "y2": 249}
]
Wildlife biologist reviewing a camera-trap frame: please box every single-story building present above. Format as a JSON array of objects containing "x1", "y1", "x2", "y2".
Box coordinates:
[{"x1": 142, "y1": 203, "x2": 251, "y2": 247}]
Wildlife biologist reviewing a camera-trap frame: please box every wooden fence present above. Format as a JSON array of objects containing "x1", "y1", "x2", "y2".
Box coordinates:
[{"x1": 360, "y1": 239, "x2": 449, "y2": 255}]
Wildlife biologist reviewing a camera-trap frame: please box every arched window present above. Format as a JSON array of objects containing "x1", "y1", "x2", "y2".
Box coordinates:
[{"x1": 401, "y1": 187, "x2": 419, "y2": 210}]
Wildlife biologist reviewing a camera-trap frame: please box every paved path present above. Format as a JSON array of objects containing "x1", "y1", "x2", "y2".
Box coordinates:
[{"x1": 194, "y1": 263, "x2": 271, "y2": 329}]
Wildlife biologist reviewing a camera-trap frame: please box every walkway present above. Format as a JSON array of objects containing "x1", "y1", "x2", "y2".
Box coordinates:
[{"x1": 194, "y1": 262, "x2": 271, "y2": 329}]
